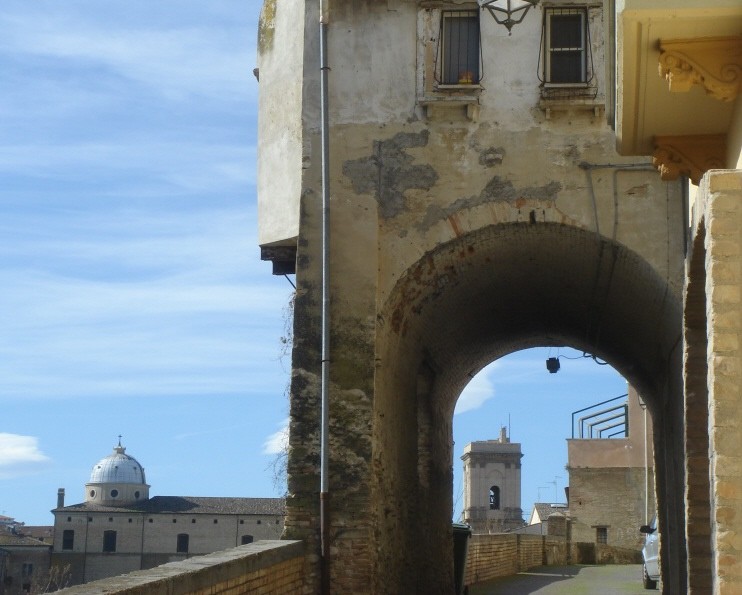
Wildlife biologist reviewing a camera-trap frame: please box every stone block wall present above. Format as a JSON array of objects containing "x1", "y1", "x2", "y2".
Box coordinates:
[
  {"x1": 543, "y1": 537, "x2": 568, "y2": 565},
  {"x1": 463, "y1": 534, "x2": 520, "y2": 586},
  {"x1": 695, "y1": 170, "x2": 742, "y2": 594},
  {"x1": 463, "y1": 534, "x2": 562, "y2": 586},
  {"x1": 517, "y1": 535, "x2": 544, "y2": 570},
  {"x1": 53, "y1": 540, "x2": 303, "y2": 595},
  {"x1": 568, "y1": 466, "x2": 654, "y2": 550},
  {"x1": 463, "y1": 534, "x2": 640, "y2": 590}
]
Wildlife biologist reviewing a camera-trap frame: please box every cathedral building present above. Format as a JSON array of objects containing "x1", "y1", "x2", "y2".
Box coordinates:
[{"x1": 51, "y1": 442, "x2": 285, "y2": 586}]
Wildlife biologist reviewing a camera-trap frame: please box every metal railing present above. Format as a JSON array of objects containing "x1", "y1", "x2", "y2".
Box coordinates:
[{"x1": 571, "y1": 394, "x2": 628, "y2": 439}]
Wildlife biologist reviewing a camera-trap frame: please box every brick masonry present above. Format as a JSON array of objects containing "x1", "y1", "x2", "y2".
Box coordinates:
[
  {"x1": 694, "y1": 170, "x2": 742, "y2": 595},
  {"x1": 568, "y1": 467, "x2": 655, "y2": 550},
  {"x1": 462, "y1": 532, "x2": 640, "y2": 589}
]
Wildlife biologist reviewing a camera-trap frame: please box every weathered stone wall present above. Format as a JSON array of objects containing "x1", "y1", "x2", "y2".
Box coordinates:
[
  {"x1": 53, "y1": 541, "x2": 303, "y2": 595},
  {"x1": 568, "y1": 467, "x2": 655, "y2": 550},
  {"x1": 1, "y1": 546, "x2": 52, "y2": 595}
]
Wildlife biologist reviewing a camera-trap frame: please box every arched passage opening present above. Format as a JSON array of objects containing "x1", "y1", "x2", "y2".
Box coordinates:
[
  {"x1": 373, "y1": 222, "x2": 684, "y2": 594},
  {"x1": 451, "y1": 347, "x2": 636, "y2": 534}
]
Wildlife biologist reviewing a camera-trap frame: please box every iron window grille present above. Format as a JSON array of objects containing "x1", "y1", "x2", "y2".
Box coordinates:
[
  {"x1": 435, "y1": 10, "x2": 482, "y2": 85},
  {"x1": 538, "y1": 7, "x2": 596, "y2": 99}
]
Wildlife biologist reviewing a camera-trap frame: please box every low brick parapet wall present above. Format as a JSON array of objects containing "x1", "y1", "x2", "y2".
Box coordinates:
[
  {"x1": 55, "y1": 540, "x2": 304, "y2": 595},
  {"x1": 463, "y1": 534, "x2": 640, "y2": 589}
]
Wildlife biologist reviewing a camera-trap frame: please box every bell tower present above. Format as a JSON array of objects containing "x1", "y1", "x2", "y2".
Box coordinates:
[{"x1": 461, "y1": 428, "x2": 524, "y2": 533}]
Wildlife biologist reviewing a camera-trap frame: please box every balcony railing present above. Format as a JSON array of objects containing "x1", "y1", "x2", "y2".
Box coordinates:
[{"x1": 571, "y1": 394, "x2": 628, "y2": 439}]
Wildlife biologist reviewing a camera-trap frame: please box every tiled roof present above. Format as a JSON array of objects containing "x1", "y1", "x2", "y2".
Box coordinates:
[
  {"x1": 530, "y1": 503, "x2": 568, "y2": 523},
  {"x1": 15, "y1": 526, "x2": 54, "y2": 544},
  {"x1": 56, "y1": 496, "x2": 285, "y2": 516},
  {"x1": 0, "y1": 533, "x2": 52, "y2": 548}
]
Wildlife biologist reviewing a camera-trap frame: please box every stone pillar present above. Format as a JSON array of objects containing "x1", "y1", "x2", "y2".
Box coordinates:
[
  {"x1": 701, "y1": 170, "x2": 742, "y2": 594},
  {"x1": 685, "y1": 223, "x2": 712, "y2": 594},
  {"x1": 547, "y1": 513, "x2": 567, "y2": 537}
]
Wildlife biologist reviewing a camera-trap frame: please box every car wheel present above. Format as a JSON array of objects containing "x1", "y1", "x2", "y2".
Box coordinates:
[{"x1": 643, "y1": 563, "x2": 657, "y2": 590}]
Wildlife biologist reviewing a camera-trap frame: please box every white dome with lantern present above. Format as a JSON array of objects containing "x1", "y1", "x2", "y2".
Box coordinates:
[{"x1": 85, "y1": 440, "x2": 150, "y2": 506}]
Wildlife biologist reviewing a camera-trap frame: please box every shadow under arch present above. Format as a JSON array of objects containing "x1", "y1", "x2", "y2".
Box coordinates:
[{"x1": 372, "y1": 222, "x2": 685, "y2": 594}]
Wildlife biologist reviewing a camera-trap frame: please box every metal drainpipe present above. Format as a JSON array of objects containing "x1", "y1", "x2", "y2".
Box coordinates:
[{"x1": 319, "y1": 0, "x2": 331, "y2": 591}]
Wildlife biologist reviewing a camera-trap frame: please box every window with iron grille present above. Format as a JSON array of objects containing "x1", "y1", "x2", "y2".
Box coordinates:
[
  {"x1": 540, "y1": 7, "x2": 592, "y2": 86},
  {"x1": 62, "y1": 529, "x2": 74, "y2": 550},
  {"x1": 436, "y1": 10, "x2": 481, "y2": 85},
  {"x1": 596, "y1": 526, "x2": 608, "y2": 544}
]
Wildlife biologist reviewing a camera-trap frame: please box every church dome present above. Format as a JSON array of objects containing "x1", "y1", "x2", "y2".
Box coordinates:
[
  {"x1": 85, "y1": 441, "x2": 150, "y2": 506},
  {"x1": 89, "y1": 444, "x2": 147, "y2": 484}
]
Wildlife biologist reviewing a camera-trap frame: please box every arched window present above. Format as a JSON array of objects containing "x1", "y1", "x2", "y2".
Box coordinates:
[
  {"x1": 241, "y1": 535, "x2": 254, "y2": 545},
  {"x1": 489, "y1": 486, "x2": 500, "y2": 510}
]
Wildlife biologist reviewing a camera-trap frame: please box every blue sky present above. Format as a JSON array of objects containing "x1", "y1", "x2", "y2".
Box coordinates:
[{"x1": 0, "y1": 0, "x2": 626, "y2": 527}]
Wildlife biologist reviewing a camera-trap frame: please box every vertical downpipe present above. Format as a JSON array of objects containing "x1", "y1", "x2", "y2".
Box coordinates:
[
  {"x1": 319, "y1": 0, "x2": 331, "y2": 591},
  {"x1": 644, "y1": 405, "x2": 649, "y2": 523}
]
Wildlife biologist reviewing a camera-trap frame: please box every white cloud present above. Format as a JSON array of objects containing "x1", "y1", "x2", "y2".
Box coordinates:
[
  {"x1": 0, "y1": 142, "x2": 256, "y2": 195},
  {"x1": 0, "y1": 9, "x2": 256, "y2": 103},
  {"x1": 0, "y1": 203, "x2": 294, "y2": 400},
  {"x1": 0, "y1": 434, "x2": 50, "y2": 478},
  {"x1": 454, "y1": 368, "x2": 497, "y2": 415},
  {"x1": 263, "y1": 418, "x2": 289, "y2": 455}
]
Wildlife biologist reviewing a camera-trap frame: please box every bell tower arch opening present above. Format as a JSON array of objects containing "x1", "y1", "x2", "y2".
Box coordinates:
[{"x1": 373, "y1": 222, "x2": 684, "y2": 593}]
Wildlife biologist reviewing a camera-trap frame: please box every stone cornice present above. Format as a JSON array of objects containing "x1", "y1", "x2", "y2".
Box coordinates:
[
  {"x1": 658, "y1": 36, "x2": 742, "y2": 102},
  {"x1": 652, "y1": 134, "x2": 727, "y2": 186}
]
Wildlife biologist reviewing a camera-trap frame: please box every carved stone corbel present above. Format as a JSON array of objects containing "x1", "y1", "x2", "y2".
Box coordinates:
[
  {"x1": 652, "y1": 135, "x2": 726, "y2": 185},
  {"x1": 658, "y1": 37, "x2": 742, "y2": 102}
]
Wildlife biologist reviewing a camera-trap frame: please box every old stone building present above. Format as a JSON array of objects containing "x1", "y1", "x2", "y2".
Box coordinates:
[
  {"x1": 567, "y1": 385, "x2": 655, "y2": 550},
  {"x1": 461, "y1": 429, "x2": 524, "y2": 533},
  {"x1": 52, "y1": 443, "x2": 285, "y2": 586},
  {"x1": 257, "y1": 0, "x2": 741, "y2": 591},
  {"x1": 0, "y1": 532, "x2": 52, "y2": 595}
]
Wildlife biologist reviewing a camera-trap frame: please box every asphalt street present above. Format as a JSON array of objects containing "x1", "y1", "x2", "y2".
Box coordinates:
[{"x1": 468, "y1": 564, "x2": 656, "y2": 594}]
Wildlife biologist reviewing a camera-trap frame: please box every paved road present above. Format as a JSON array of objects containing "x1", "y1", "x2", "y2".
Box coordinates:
[{"x1": 469, "y1": 564, "x2": 655, "y2": 594}]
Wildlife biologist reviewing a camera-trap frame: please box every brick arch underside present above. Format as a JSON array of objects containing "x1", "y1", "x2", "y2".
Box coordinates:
[{"x1": 373, "y1": 222, "x2": 685, "y2": 594}]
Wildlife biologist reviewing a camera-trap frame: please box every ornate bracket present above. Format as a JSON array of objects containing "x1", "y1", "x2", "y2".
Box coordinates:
[
  {"x1": 652, "y1": 135, "x2": 726, "y2": 186},
  {"x1": 658, "y1": 37, "x2": 742, "y2": 102}
]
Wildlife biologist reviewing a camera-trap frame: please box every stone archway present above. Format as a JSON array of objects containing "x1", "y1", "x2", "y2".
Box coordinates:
[{"x1": 373, "y1": 222, "x2": 684, "y2": 594}]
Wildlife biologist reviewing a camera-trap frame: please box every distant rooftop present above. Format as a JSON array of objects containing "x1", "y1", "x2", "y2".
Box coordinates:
[
  {"x1": 0, "y1": 532, "x2": 52, "y2": 548},
  {"x1": 529, "y1": 502, "x2": 568, "y2": 525},
  {"x1": 55, "y1": 496, "x2": 286, "y2": 516}
]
